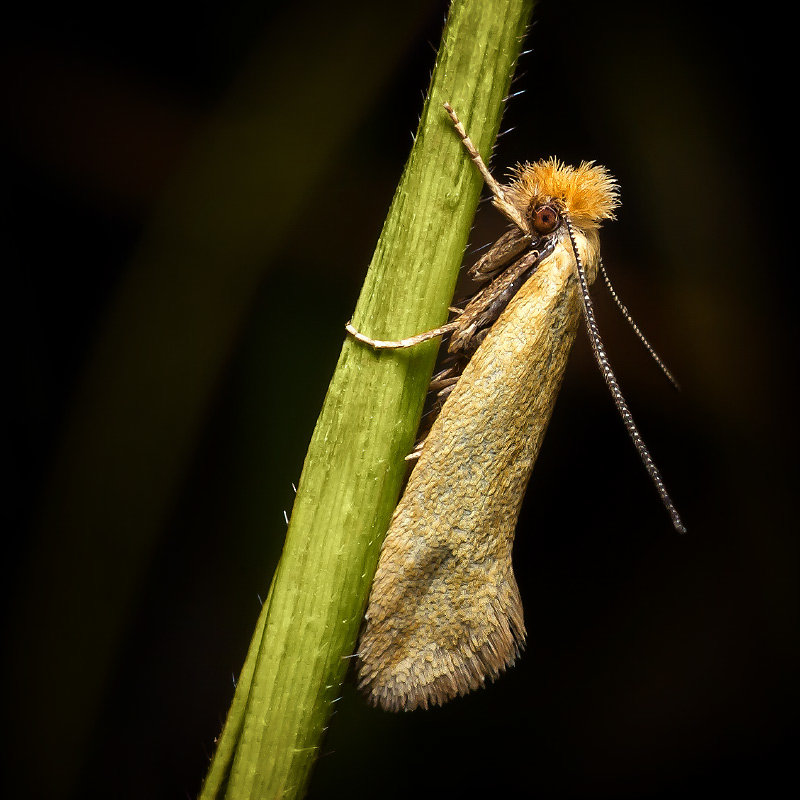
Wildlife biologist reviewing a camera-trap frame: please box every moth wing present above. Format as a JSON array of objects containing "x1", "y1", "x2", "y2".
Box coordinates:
[{"x1": 357, "y1": 505, "x2": 526, "y2": 711}]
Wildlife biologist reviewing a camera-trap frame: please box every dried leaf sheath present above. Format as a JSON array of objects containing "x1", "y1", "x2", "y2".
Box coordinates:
[{"x1": 357, "y1": 225, "x2": 602, "y2": 712}]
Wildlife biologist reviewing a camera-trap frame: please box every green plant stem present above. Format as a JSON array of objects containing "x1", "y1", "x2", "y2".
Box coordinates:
[{"x1": 200, "y1": 0, "x2": 535, "y2": 796}]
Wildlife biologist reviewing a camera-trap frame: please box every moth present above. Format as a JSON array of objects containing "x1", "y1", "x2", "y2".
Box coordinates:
[{"x1": 347, "y1": 103, "x2": 683, "y2": 712}]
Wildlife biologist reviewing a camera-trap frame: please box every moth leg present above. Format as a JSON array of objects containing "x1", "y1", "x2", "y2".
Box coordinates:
[
  {"x1": 404, "y1": 444, "x2": 423, "y2": 463},
  {"x1": 345, "y1": 320, "x2": 459, "y2": 350},
  {"x1": 428, "y1": 374, "x2": 459, "y2": 393},
  {"x1": 443, "y1": 102, "x2": 528, "y2": 233},
  {"x1": 468, "y1": 228, "x2": 533, "y2": 283}
]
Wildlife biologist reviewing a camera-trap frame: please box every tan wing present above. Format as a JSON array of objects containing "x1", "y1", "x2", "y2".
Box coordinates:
[{"x1": 357, "y1": 228, "x2": 600, "y2": 711}]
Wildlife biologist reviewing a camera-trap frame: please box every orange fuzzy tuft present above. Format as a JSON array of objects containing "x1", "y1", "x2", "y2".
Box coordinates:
[{"x1": 503, "y1": 158, "x2": 619, "y2": 230}]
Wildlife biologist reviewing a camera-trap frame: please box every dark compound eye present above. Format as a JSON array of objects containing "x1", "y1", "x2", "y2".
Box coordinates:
[{"x1": 531, "y1": 204, "x2": 560, "y2": 234}]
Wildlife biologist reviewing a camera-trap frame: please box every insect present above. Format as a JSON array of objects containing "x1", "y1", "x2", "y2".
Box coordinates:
[{"x1": 347, "y1": 102, "x2": 684, "y2": 712}]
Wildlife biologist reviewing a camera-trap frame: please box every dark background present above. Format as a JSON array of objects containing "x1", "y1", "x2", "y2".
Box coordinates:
[{"x1": 3, "y1": 1, "x2": 796, "y2": 798}]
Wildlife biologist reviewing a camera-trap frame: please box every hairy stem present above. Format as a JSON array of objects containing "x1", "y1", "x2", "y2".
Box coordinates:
[{"x1": 200, "y1": 1, "x2": 535, "y2": 797}]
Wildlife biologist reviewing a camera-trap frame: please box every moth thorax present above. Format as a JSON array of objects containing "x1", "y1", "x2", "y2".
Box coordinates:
[{"x1": 564, "y1": 222, "x2": 601, "y2": 285}]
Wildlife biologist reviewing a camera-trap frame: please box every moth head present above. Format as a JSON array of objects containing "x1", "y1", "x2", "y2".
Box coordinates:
[{"x1": 505, "y1": 158, "x2": 620, "y2": 234}]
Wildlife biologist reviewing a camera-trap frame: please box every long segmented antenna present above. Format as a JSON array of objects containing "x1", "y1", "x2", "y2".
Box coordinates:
[
  {"x1": 599, "y1": 260, "x2": 680, "y2": 390},
  {"x1": 564, "y1": 215, "x2": 686, "y2": 534}
]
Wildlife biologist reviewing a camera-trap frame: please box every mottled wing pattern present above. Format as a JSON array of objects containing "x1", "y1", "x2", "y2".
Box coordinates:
[{"x1": 357, "y1": 231, "x2": 599, "y2": 711}]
